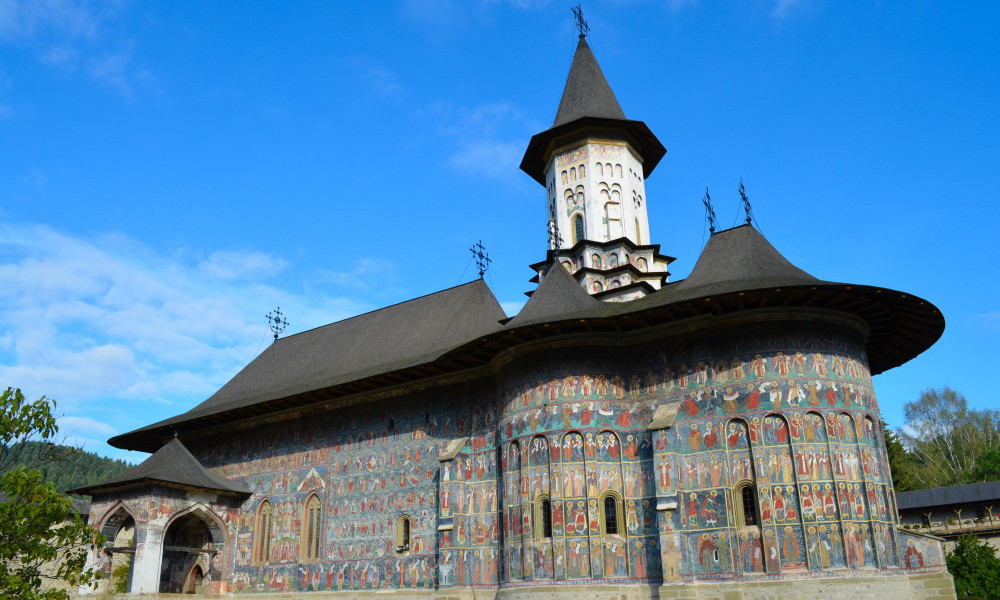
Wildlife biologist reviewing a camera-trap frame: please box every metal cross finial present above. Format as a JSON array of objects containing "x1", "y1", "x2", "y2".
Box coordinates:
[
  {"x1": 470, "y1": 240, "x2": 492, "y2": 279},
  {"x1": 572, "y1": 4, "x2": 589, "y2": 38},
  {"x1": 266, "y1": 307, "x2": 288, "y2": 342},
  {"x1": 738, "y1": 178, "x2": 754, "y2": 225},
  {"x1": 702, "y1": 187, "x2": 718, "y2": 234}
]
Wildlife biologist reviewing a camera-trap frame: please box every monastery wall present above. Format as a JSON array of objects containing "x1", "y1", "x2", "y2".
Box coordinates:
[{"x1": 86, "y1": 315, "x2": 954, "y2": 599}]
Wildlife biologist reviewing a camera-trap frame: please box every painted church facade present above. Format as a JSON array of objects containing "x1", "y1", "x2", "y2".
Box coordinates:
[{"x1": 75, "y1": 30, "x2": 956, "y2": 600}]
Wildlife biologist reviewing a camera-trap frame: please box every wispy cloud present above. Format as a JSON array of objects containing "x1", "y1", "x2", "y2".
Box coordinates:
[
  {"x1": 198, "y1": 249, "x2": 288, "y2": 281},
  {"x1": 317, "y1": 257, "x2": 398, "y2": 293},
  {"x1": 0, "y1": 222, "x2": 375, "y2": 456},
  {"x1": 770, "y1": 0, "x2": 804, "y2": 20},
  {"x1": 0, "y1": 0, "x2": 154, "y2": 99},
  {"x1": 971, "y1": 313, "x2": 1000, "y2": 330},
  {"x1": 347, "y1": 55, "x2": 405, "y2": 99},
  {"x1": 428, "y1": 101, "x2": 539, "y2": 185}
]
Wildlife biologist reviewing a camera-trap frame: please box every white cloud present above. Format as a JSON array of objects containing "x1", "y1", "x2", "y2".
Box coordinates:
[
  {"x1": 59, "y1": 415, "x2": 117, "y2": 437},
  {"x1": 429, "y1": 101, "x2": 538, "y2": 185},
  {"x1": 500, "y1": 300, "x2": 525, "y2": 317},
  {"x1": 770, "y1": 0, "x2": 803, "y2": 20},
  {"x1": 317, "y1": 257, "x2": 398, "y2": 292},
  {"x1": 0, "y1": 222, "x2": 376, "y2": 457},
  {"x1": 0, "y1": 0, "x2": 152, "y2": 99},
  {"x1": 347, "y1": 56, "x2": 404, "y2": 99},
  {"x1": 199, "y1": 249, "x2": 288, "y2": 281},
  {"x1": 447, "y1": 140, "x2": 524, "y2": 180},
  {"x1": 971, "y1": 313, "x2": 1000, "y2": 330}
]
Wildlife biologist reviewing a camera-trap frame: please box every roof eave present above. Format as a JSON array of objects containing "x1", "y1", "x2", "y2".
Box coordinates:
[{"x1": 520, "y1": 117, "x2": 666, "y2": 186}]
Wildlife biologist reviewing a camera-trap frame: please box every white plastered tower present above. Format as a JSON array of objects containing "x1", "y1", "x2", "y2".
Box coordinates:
[{"x1": 523, "y1": 34, "x2": 674, "y2": 301}]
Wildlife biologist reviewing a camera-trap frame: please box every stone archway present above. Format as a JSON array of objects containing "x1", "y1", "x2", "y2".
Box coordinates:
[
  {"x1": 99, "y1": 505, "x2": 137, "y2": 593},
  {"x1": 159, "y1": 506, "x2": 225, "y2": 594},
  {"x1": 184, "y1": 561, "x2": 206, "y2": 594}
]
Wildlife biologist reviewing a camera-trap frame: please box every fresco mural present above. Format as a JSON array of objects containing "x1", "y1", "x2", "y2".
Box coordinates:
[{"x1": 86, "y1": 320, "x2": 944, "y2": 595}]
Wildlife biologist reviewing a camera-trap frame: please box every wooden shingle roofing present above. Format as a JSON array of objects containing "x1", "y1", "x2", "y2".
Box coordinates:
[
  {"x1": 69, "y1": 437, "x2": 249, "y2": 496},
  {"x1": 109, "y1": 225, "x2": 943, "y2": 453}
]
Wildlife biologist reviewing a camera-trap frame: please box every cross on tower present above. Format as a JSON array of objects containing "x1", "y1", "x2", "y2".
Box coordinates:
[
  {"x1": 470, "y1": 240, "x2": 492, "y2": 279},
  {"x1": 266, "y1": 307, "x2": 288, "y2": 342},
  {"x1": 738, "y1": 178, "x2": 754, "y2": 225},
  {"x1": 702, "y1": 187, "x2": 718, "y2": 234},
  {"x1": 572, "y1": 4, "x2": 589, "y2": 38}
]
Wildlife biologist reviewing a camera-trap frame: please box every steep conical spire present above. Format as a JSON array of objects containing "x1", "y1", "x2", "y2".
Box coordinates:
[{"x1": 553, "y1": 35, "x2": 627, "y2": 127}]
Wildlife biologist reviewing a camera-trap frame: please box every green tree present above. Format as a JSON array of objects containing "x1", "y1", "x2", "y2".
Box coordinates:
[
  {"x1": 973, "y1": 449, "x2": 1000, "y2": 482},
  {"x1": 0, "y1": 388, "x2": 104, "y2": 600},
  {"x1": 947, "y1": 534, "x2": 1000, "y2": 599},
  {"x1": 883, "y1": 420, "x2": 921, "y2": 492},
  {"x1": 899, "y1": 387, "x2": 1000, "y2": 489}
]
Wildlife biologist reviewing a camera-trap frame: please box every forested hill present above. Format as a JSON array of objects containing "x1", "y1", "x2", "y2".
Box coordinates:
[{"x1": 0, "y1": 442, "x2": 133, "y2": 496}]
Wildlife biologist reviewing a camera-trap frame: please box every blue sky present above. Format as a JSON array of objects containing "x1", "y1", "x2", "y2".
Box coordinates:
[{"x1": 1, "y1": 0, "x2": 997, "y2": 462}]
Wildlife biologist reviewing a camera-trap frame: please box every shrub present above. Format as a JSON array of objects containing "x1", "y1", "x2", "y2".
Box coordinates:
[{"x1": 947, "y1": 535, "x2": 1000, "y2": 599}]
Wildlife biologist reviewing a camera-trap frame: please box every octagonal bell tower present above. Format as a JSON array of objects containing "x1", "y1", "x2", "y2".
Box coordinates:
[{"x1": 521, "y1": 33, "x2": 674, "y2": 302}]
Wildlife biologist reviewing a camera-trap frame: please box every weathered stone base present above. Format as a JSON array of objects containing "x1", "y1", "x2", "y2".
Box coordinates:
[
  {"x1": 88, "y1": 573, "x2": 956, "y2": 600},
  {"x1": 658, "y1": 571, "x2": 956, "y2": 600}
]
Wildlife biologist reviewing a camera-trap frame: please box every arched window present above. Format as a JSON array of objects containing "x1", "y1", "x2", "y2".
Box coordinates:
[
  {"x1": 578, "y1": 164, "x2": 586, "y2": 178},
  {"x1": 570, "y1": 167, "x2": 576, "y2": 180},
  {"x1": 255, "y1": 500, "x2": 273, "y2": 564},
  {"x1": 395, "y1": 515, "x2": 411, "y2": 552},
  {"x1": 735, "y1": 481, "x2": 760, "y2": 527},
  {"x1": 535, "y1": 495, "x2": 553, "y2": 539},
  {"x1": 600, "y1": 492, "x2": 622, "y2": 536},
  {"x1": 302, "y1": 495, "x2": 322, "y2": 561},
  {"x1": 573, "y1": 214, "x2": 584, "y2": 244}
]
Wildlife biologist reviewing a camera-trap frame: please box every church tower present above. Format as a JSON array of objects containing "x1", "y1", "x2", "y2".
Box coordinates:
[{"x1": 521, "y1": 32, "x2": 674, "y2": 301}]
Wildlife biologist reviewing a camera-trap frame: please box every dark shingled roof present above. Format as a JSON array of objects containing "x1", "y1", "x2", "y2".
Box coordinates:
[
  {"x1": 666, "y1": 224, "x2": 818, "y2": 297},
  {"x1": 109, "y1": 223, "x2": 943, "y2": 452},
  {"x1": 897, "y1": 481, "x2": 1000, "y2": 511},
  {"x1": 553, "y1": 36, "x2": 626, "y2": 127},
  {"x1": 111, "y1": 280, "x2": 506, "y2": 449},
  {"x1": 68, "y1": 438, "x2": 249, "y2": 496},
  {"x1": 507, "y1": 261, "x2": 603, "y2": 328}
]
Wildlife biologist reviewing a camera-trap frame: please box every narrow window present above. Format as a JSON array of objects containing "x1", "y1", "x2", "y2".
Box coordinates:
[
  {"x1": 256, "y1": 500, "x2": 273, "y2": 564},
  {"x1": 536, "y1": 496, "x2": 553, "y2": 539},
  {"x1": 573, "y1": 215, "x2": 585, "y2": 244},
  {"x1": 603, "y1": 494, "x2": 620, "y2": 535},
  {"x1": 395, "y1": 516, "x2": 411, "y2": 552},
  {"x1": 303, "y1": 495, "x2": 322, "y2": 560},
  {"x1": 635, "y1": 218, "x2": 642, "y2": 244},
  {"x1": 739, "y1": 483, "x2": 759, "y2": 526}
]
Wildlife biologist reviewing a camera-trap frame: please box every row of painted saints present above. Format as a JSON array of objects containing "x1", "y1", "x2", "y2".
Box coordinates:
[
  {"x1": 686, "y1": 519, "x2": 894, "y2": 576},
  {"x1": 504, "y1": 349, "x2": 873, "y2": 410}
]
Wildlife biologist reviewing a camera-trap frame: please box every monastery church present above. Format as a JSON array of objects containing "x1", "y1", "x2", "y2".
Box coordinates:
[{"x1": 74, "y1": 26, "x2": 957, "y2": 600}]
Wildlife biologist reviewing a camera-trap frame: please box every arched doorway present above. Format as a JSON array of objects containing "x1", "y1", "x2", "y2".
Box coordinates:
[
  {"x1": 185, "y1": 564, "x2": 205, "y2": 594},
  {"x1": 100, "y1": 506, "x2": 136, "y2": 593},
  {"x1": 159, "y1": 508, "x2": 224, "y2": 594}
]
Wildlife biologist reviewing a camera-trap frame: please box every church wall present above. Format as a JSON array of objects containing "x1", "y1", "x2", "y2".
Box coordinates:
[
  {"x1": 495, "y1": 346, "x2": 663, "y2": 589},
  {"x1": 646, "y1": 318, "x2": 935, "y2": 585},
  {"x1": 86, "y1": 317, "x2": 952, "y2": 599},
  {"x1": 187, "y1": 379, "x2": 498, "y2": 594}
]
